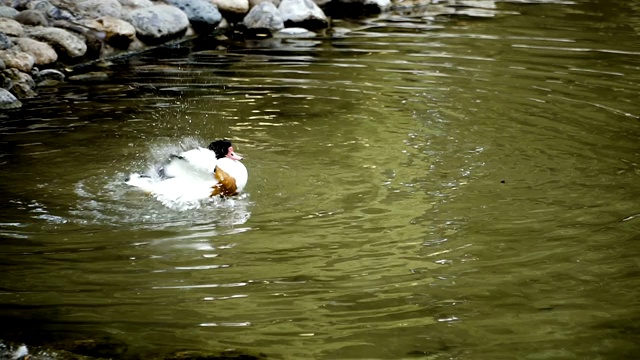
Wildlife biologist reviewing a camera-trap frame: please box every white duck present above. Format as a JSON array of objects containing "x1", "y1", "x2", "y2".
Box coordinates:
[{"x1": 126, "y1": 139, "x2": 248, "y2": 203}]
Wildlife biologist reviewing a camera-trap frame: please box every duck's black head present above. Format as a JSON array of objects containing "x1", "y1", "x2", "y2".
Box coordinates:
[
  {"x1": 208, "y1": 139, "x2": 244, "y2": 161},
  {"x1": 208, "y1": 139, "x2": 233, "y2": 159}
]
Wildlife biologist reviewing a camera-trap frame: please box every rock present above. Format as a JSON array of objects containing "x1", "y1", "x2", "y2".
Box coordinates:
[
  {"x1": 15, "y1": 37, "x2": 57, "y2": 64},
  {"x1": 81, "y1": 16, "x2": 135, "y2": 49},
  {"x1": 74, "y1": 0, "x2": 123, "y2": 19},
  {"x1": 125, "y1": 5, "x2": 189, "y2": 44},
  {"x1": 249, "y1": 0, "x2": 280, "y2": 8},
  {"x1": 0, "y1": 87, "x2": 21, "y2": 108},
  {"x1": 0, "y1": 32, "x2": 13, "y2": 49},
  {"x1": 34, "y1": 68, "x2": 64, "y2": 82},
  {"x1": 0, "y1": 68, "x2": 11, "y2": 87},
  {"x1": 27, "y1": 26, "x2": 87, "y2": 58},
  {"x1": 15, "y1": 9, "x2": 48, "y2": 26},
  {"x1": 10, "y1": 78, "x2": 36, "y2": 97},
  {"x1": 25, "y1": 0, "x2": 77, "y2": 21},
  {"x1": 4, "y1": 68, "x2": 36, "y2": 98},
  {"x1": 118, "y1": 0, "x2": 153, "y2": 10},
  {"x1": 242, "y1": 2, "x2": 283, "y2": 33},
  {"x1": 0, "y1": 17, "x2": 24, "y2": 36},
  {"x1": 5, "y1": 67, "x2": 34, "y2": 86},
  {"x1": 275, "y1": 26, "x2": 315, "y2": 37},
  {"x1": 209, "y1": 0, "x2": 249, "y2": 15},
  {"x1": 0, "y1": 5, "x2": 20, "y2": 18},
  {"x1": 164, "y1": 0, "x2": 222, "y2": 33},
  {"x1": 0, "y1": 49, "x2": 35, "y2": 72},
  {"x1": 47, "y1": 6, "x2": 77, "y2": 21},
  {"x1": 0, "y1": 57, "x2": 4, "y2": 70},
  {"x1": 68, "y1": 71, "x2": 109, "y2": 82},
  {"x1": 50, "y1": 19, "x2": 105, "y2": 59},
  {"x1": 278, "y1": 0, "x2": 327, "y2": 29},
  {"x1": 25, "y1": 0, "x2": 52, "y2": 12}
]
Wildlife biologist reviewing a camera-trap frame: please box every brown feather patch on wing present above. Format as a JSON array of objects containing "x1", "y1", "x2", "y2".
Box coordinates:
[{"x1": 211, "y1": 166, "x2": 238, "y2": 197}]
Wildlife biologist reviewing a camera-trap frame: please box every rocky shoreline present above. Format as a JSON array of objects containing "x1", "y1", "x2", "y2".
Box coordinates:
[{"x1": 0, "y1": 0, "x2": 393, "y2": 109}]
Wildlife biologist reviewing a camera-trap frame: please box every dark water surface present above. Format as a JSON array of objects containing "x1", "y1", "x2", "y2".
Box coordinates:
[{"x1": 1, "y1": 0, "x2": 639, "y2": 359}]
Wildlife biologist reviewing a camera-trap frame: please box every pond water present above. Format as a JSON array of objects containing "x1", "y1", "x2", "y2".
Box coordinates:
[{"x1": 1, "y1": 0, "x2": 639, "y2": 359}]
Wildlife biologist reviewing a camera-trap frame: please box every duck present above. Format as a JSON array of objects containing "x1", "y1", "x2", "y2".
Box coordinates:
[{"x1": 126, "y1": 139, "x2": 248, "y2": 203}]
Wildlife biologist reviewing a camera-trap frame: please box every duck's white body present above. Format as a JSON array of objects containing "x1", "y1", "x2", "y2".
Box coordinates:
[{"x1": 126, "y1": 144, "x2": 248, "y2": 205}]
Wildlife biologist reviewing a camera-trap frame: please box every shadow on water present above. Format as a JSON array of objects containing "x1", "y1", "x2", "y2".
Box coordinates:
[{"x1": 1, "y1": 0, "x2": 640, "y2": 359}]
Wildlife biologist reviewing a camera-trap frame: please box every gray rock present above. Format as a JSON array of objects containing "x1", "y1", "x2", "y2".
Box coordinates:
[
  {"x1": 0, "y1": 17, "x2": 24, "y2": 36},
  {"x1": 0, "y1": 31, "x2": 13, "y2": 49},
  {"x1": 74, "y1": 0, "x2": 122, "y2": 19},
  {"x1": 125, "y1": 5, "x2": 189, "y2": 43},
  {"x1": 0, "y1": 6, "x2": 20, "y2": 18},
  {"x1": 0, "y1": 87, "x2": 21, "y2": 108},
  {"x1": 243, "y1": 2, "x2": 283, "y2": 33},
  {"x1": 27, "y1": 26, "x2": 88, "y2": 58},
  {"x1": 15, "y1": 9, "x2": 48, "y2": 26},
  {"x1": 164, "y1": 0, "x2": 222, "y2": 33},
  {"x1": 278, "y1": 0, "x2": 327, "y2": 29},
  {"x1": 0, "y1": 57, "x2": 4, "y2": 70},
  {"x1": 15, "y1": 37, "x2": 57, "y2": 65}
]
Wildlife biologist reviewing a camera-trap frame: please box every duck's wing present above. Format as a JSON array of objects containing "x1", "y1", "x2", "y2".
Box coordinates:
[{"x1": 160, "y1": 147, "x2": 218, "y2": 181}]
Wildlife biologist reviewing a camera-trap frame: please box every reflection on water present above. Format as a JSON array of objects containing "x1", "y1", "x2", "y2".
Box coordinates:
[{"x1": 1, "y1": 0, "x2": 640, "y2": 359}]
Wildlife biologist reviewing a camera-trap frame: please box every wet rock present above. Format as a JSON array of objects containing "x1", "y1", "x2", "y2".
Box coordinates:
[
  {"x1": 210, "y1": 0, "x2": 249, "y2": 15},
  {"x1": 68, "y1": 71, "x2": 109, "y2": 82},
  {"x1": 279, "y1": 0, "x2": 327, "y2": 29},
  {"x1": 0, "y1": 69, "x2": 11, "y2": 87},
  {"x1": 10, "y1": 80, "x2": 36, "y2": 97},
  {"x1": 125, "y1": 5, "x2": 189, "y2": 44},
  {"x1": 27, "y1": 26, "x2": 88, "y2": 58},
  {"x1": 4, "y1": 67, "x2": 36, "y2": 98},
  {"x1": 5, "y1": 67, "x2": 34, "y2": 87},
  {"x1": 0, "y1": 48, "x2": 35, "y2": 71},
  {"x1": 275, "y1": 26, "x2": 315, "y2": 37},
  {"x1": 0, "y1": 17, "x2": 24, "y2": 36},
  {"x1": 164, "y1": 0, "x2": 222, "y2": 33},
  {"x1": 81, "y1": 16, "x2": 135, "y2": 49},
  {"x1": 73, "y1": 0, "x2": 123, "y2": 19},
  {"x1": 0, "y1": 31, "x2": 13, "y2": 49},
  {"x1": 15, "y1": 37, "x2": 57, "y2": 64},
  {"x1": 15, "y1": 9, "x2": 49, "y2": 26},
  {"x1": 0, "y1": 5, "x2": 20, "y2": 18},
  {"x1": 34, "y1": 67, "x2": 65, "y2": 83},
  {"x1": 242, "y1": 2, "x2": 283, "y2": 34}
]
